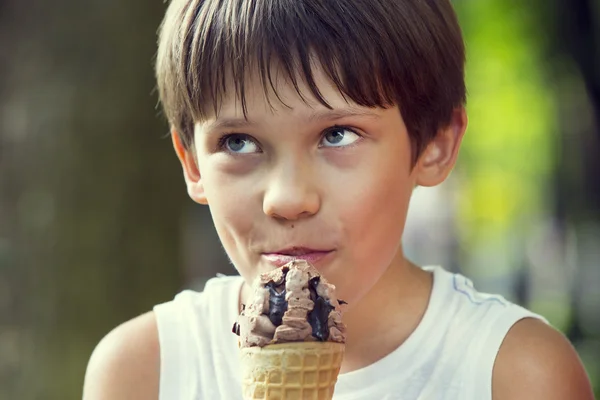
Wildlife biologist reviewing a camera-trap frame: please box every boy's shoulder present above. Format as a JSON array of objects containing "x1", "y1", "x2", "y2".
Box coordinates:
[
  {"x1": 492, "y1": 317, "x2": 594, "y2": 399},
  {"x1": 83, "y1": 311, "x2": 159, "y2": 400}
]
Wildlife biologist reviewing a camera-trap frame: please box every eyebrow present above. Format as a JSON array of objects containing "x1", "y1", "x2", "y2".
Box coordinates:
[
  {"x1": 306, "y1": 108, "x2": 381, "y2": 122},
  {"x1": 204, "y1": 118, "x2": 257, "y2": 132},
  {"x1": 204, "y1": 108, "x2": 380, "y2": 132}
]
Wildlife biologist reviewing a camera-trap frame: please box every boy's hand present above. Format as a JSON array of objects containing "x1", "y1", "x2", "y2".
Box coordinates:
[{"x1": 492, "y1": 318, "x2": 594, "y2": 399}]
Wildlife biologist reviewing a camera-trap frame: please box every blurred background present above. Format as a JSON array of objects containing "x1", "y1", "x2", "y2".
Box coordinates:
[{"x1": 0, "y1": 0, "x2": 599, "y2": 398}]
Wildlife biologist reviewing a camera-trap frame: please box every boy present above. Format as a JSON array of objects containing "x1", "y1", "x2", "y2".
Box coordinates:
[{"x1": 83, "y1": 0, "x2": 594, "y2": 398}]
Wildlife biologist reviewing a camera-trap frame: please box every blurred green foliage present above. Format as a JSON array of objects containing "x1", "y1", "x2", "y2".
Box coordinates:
[{"x1": 455, "y1": 0, "x2": 556, "y2": 263}]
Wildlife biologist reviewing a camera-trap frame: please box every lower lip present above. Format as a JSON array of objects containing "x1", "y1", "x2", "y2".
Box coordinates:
[{"x1": 261, "y1": 251, "x2": 334, "y2": 268}]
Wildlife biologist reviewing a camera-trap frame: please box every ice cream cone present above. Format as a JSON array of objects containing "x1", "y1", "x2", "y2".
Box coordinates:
[{"x1": 240, "y1": 341, "x2": 345, "y2": 400}]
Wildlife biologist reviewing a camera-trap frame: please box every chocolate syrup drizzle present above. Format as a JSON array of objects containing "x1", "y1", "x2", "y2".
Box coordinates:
[
  {"x1": 266, "y1": 266, "x2": 289, "y2": 326},
  {"x1": 232, "y1": 268, "x2": 347, "y2": 342},
  {"x1": 266, "y1": 282, "x2": 288, "y2": 326},
  {"x1": 307, "y1": 277, "x2": 334, "y2": 341}
]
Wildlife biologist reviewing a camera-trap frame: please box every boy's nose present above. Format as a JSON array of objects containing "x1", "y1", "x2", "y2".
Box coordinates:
[{"x1": 262, "y1": 164, "x2": 320, "y2": 221}]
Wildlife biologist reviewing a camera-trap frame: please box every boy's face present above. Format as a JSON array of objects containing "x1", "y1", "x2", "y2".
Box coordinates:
[{"x1": 173, "y1": 66, "x2": 466, "y2": 305}]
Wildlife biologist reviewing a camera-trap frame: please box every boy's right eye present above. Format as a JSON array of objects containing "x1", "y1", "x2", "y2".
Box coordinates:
[{"x1": 218, "y1": 134, "x2": 261, "y2": 154}]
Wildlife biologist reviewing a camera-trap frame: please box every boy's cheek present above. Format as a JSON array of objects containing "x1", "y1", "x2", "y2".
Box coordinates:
[
  {"x1": 202, "y1": 169, "x2": 259, "y2": 209},
  {"x1": 210, "y1": 197, "x2": 258, "y2": 239},
  {"x1": 211, "y1": 216, "x2": 257, "y2": 279},
  {"x1": 335, "y1": 172, "x2": 411, "y2": 256},
  {"x1": 203, "y1": 182, "x2": 258, "y2": 247}
]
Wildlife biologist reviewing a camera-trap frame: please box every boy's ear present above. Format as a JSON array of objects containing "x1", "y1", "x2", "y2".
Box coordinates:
[
  {"x1": 171, "y1": 129, "x2": 208, "y2": 205},
  {"x1": 415, "y1": 107, "x2": 467, "y2": 187}
]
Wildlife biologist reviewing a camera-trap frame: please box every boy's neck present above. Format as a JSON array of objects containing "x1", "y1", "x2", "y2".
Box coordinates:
[{"x1": 340, "y1": 253, "x2": 433, "y2": 374}]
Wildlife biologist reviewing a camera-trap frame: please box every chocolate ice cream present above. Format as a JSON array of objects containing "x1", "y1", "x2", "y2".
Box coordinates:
[{"x1": 233, "y1": 260, "x2": 347, "y2": 348}]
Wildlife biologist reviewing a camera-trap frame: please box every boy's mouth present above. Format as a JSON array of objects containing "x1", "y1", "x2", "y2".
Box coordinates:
[{"x1": 261, "y1": 247, "x2": 334, "y2": 267}]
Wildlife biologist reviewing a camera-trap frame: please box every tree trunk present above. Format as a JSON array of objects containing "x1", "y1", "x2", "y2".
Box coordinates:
[{"x1": 0, "y1": 1, "x2": 188, "y2": 398}]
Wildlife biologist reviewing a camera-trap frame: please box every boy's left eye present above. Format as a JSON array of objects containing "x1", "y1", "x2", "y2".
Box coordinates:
[
  {"x1": 218, "y1": 134, "x2": 260, "y2": 154},
  {"x1": 320, "y1": 127, "x2": 361, "y2": 148}
]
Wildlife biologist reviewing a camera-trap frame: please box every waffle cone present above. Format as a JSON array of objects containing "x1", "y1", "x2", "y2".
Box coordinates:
[{"x1": 240, "y1": 341, "x2": 345, "y2": 400}]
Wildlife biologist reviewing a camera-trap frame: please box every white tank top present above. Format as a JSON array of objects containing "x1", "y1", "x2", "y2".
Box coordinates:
[{"x1": 153, "y1": 266, "x2": 547, "y2": 399}]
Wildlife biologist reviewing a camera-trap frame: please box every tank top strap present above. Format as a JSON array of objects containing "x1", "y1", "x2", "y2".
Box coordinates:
[
  {"x1": 154, "y1": 290, "x2": 201, "y2": 399},
  {"x1": 444, "y1": 270, "x2": 549, "y2": 400},
  {"x1": 153, "y1": 275, "x2": 245, "y2": 400}
]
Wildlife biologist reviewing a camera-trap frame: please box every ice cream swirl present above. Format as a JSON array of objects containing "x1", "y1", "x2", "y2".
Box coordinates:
[{"x1": 233, "y1": 260, "x2": 347, "y2": 348}]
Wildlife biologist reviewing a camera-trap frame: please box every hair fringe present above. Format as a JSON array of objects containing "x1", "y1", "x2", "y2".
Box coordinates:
[{"x1": 155, "y1": 0, "x2": 466, "y2": 160}]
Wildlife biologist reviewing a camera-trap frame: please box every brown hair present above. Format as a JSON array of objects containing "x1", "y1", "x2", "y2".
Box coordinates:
[{"x1": 155, "y1": 0, "x2": 466, "y2": 161}]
